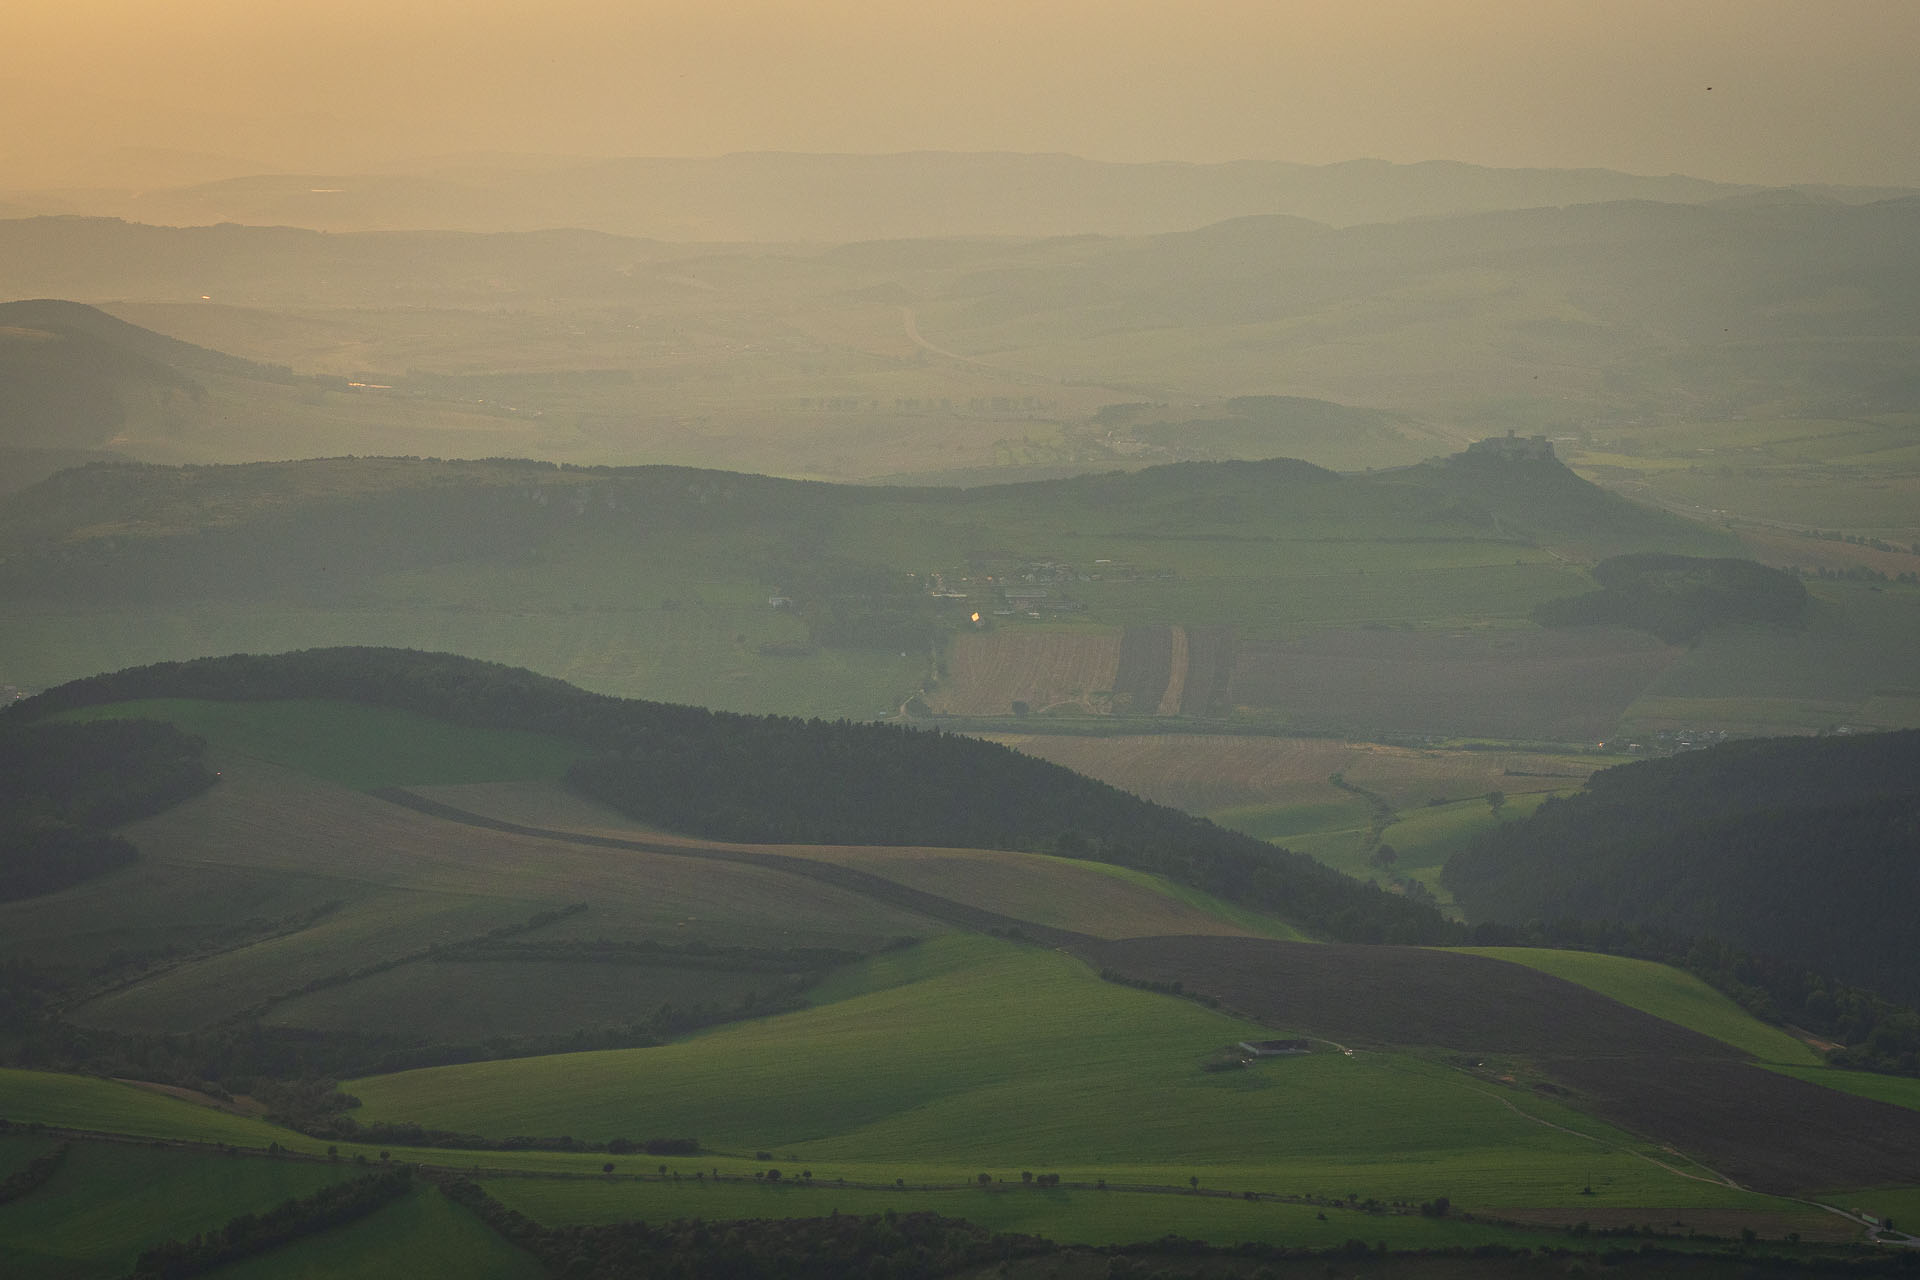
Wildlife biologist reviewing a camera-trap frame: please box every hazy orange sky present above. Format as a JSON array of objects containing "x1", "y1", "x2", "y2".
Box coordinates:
[{"x1": 8, "y1": 0, "x2": 1918, "y2": 187}]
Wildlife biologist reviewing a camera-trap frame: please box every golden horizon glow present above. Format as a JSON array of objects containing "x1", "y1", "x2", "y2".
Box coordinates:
[{"x1": 6, "y1": 0, "x2": 1919, "y2": 190}]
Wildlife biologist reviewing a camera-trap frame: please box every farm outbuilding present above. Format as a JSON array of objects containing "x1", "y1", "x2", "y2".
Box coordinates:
[{"x1": 1238, "y1": 1039, "x2": 1312, "y2": 1056}]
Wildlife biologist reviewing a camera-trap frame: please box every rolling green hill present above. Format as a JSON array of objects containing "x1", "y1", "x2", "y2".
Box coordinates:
[{"x1": 2, "y1": 445, "x2": 1843, "y2": 742}]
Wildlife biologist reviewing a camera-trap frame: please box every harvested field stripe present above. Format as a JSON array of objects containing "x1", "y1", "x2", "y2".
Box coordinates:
[
  {"x1": 372, "y1": 789, "x2": 1091, "y2": 948},
  {"x1": 1154, "y1": 626, "x2": 1188, "y2": 716}
]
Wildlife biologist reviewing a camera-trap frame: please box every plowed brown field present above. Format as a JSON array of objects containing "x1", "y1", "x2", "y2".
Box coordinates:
[
  {"x1": 1078, "y1": 935, "x2": 1920, "y2": 1194},
  {"x1": 924, "y1": 628, "x2": 1122, "y2": 716}
]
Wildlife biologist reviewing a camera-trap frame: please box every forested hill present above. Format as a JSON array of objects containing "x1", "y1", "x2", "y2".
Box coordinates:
[
  {"x1": 11, "y1": 648, "x2": 1456, "y2": 944},
  {"x1": 1443, "y1": 730, "x2": 1920, "y2": 1002}
]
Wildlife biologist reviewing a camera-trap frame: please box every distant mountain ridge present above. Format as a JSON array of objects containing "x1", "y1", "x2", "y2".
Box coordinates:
[{"x1": 5, "y1": 150, "x2": 1912, "y2": 240}]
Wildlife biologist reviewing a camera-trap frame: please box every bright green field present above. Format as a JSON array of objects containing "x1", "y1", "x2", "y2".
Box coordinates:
[
  {"x1": 205, "y1": 1185, "x2": 544, "y2": 1280},
  {"x1": 0, "y1": 1140, "x2": 355, "y2": 1280},
  {"x1": 1450, "y1": 949, "x2": 1820, "y2": 1066},
  {"x1": 484, "y1": 1176, "x2": 1570, "y2": 1250},
  {"x1": 56, "y1": 698, "x2": 583, "y2": 790},
  {"x1": 1378, "y1": 793, "x2": 1556, "y2": 871},
  {"x1": 1770, "y1": 1066, "x2": 1920, "y2": 1112},
  {"x1": 0, "y1": 1070, "x2": 306, "y2": 1149},
  {"x1": 345, "y1": 939, "x2": 1783, "y2": 1211}
]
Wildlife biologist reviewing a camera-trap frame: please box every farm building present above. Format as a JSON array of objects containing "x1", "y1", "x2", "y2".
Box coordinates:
[{"x1": 1238, "y1": 1038, "x2": 1312, "y2": 1056}]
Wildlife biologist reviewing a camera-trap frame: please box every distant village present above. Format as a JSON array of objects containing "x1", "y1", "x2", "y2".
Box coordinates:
[{"x1": 926, "y1": 557, "x2": 1176, "y2": 619}]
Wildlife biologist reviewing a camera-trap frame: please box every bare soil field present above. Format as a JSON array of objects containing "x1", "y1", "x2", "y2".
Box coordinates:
[
  {"x1": 1178, "y1": 626, "x2": 1236, "y2": 717},
  {"x1": 1230, "y1": 626, "x2": 1685, "y2": 741},
  {"x1": 1078, "y1": 935, "x2": 1920, "y2": 1194},
  {"x1": 1113, "y1": 625, "x2": 1174, "y2": 714},
  {"x1": 924, "y1": 628, "x2": 1122, "y2": 716},
  {"x1": 981, "y1": 734, "x2": 1603, "y2": 814}
]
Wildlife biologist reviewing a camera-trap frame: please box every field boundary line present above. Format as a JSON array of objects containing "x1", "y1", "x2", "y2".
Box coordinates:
[{"x1": 370, "y1": 789, "x2": 1091, "y2": 950}]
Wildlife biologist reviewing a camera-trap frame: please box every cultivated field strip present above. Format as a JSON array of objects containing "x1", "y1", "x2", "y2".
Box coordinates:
[
  {"x1": 1227, "y1": 625, "x2": 1683, "y2": 741},
  {"x1": 405, "y1": 781, "x2": 1260, "y2": 940},
  {"x1": 1112, "y1": 625, "x2": 1174, "y2": 714},
  {"x1": 925, "y1": 629, "x2": 1122, "y2": 716},
  {"x1": 375, "y1": 789, "x2": 1094, "y2": 949},
  {"x1": 1079, "y1": 935, "x2": 1920, "y2": 1195}
]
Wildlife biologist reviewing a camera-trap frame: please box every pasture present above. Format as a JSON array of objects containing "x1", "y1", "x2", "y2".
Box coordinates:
[
  {"x1": 1079, "y1": 935, "x2": 1920, "y2": 1195},
  {"x1": 1768, "y1": 1066, "x2": 1920, "y2": 1112},
  {"x1": 0, "y1": 1140, "x2": 356, "y2": 1279},
  {"x1": 204, "y1": 1185, "x2": 544, "y2": 1280},
  {"x1": 0, "y1": 1070, "x2": 304, "y2": 1149},
  {"x1": 342, "y1": 940, "x2": 1797, "y2": 1213},
  {"x1": 1450, "y1": 949, "x2": 1820, "y2": 1066}
]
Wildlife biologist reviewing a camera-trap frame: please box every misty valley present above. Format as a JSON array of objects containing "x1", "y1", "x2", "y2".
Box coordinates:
[{"x1": 1, "y1": 151, "x2": 1919, "y2": 1280}]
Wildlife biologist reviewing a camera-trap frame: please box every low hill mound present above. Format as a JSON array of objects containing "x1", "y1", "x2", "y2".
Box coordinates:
[
  {"x1": 10, "y1": 648, "x2": 1451, "y2": 946},
  {"x1": 1442, "y1": 730, "x2": 1920, "y2": 1004},
  {"x1": 1534, "y1": 553, "x2": 1808, "y2": 642}
]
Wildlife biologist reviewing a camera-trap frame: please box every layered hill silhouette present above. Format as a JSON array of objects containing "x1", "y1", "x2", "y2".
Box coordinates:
[{"x1": 5, "y1": 151, "x2": 1911, "y2": 240}]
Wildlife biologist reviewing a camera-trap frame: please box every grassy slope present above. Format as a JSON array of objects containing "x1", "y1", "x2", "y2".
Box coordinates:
[
  {"x1": 0, "y1": 453, "x2": 1735, "y2": 733},
  {"x1": 56, "y1": 698, "x2": 583, "y2": 790},
  {"x1": 205, "y1": 1185, "x2": 544, "y2": 1280},
  {"x1": 0, "y1": 1070, "x2": 304, "y2": 1147},
  {"x1": 1769, "y1": 1066, "x2": 1920, "y2": 1112},
  {"x1": 1451, "y1": 948, "x2": 1819, "y2": 1066},
  {"x1": 345, "y1": 940, "x2": 1782, "y2": 1211},
  {"x1": 484, "y1": 1177, "x2": 1585, "y2": 1250},
  {"x1": 0, "y1": 1141, "x2": 354, "y2": 1280},
  {"x1": 0, "y1": 1132, "x2": 59, "y2": 1177}
]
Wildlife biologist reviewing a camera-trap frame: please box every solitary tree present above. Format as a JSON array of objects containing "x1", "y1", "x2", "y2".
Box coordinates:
[{"x1": 1486, "y1": 789, "x2": 1507, "y2": 817}]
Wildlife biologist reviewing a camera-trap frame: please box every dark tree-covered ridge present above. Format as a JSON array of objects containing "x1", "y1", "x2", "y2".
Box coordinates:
[
  {"x1": 1533, "y1": 552, "x2": 1808, "y2": 643},
  {"x1": 0, "y1": 718, "x2": 214, "y2": 902},
  {"x1": 1443, "y1": 730, "x2": 1920, "y2": 1005},
  {"x1": 10, "y1": 647, "x2": 1456, "y2": 944}
]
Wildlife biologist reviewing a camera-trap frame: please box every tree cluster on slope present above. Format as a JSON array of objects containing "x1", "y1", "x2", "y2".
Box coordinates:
[
  {"x1": 1445, "y1": 730, "x2": 1920, "y2": 1067},
  {"x1": 0, "y1": 718, "x2": 214, "y2": 904},
  {"x1": 1533, "y1": 553, "x2": 1807, "y2": 643}
]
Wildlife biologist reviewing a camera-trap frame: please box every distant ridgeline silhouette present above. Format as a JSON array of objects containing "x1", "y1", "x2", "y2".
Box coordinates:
[{"x1": 11, "y1": 647, "x2": 1455, "y2": 945}]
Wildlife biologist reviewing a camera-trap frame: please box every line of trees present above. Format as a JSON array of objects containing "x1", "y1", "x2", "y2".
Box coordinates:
[{"x1": 128, "y1": 1169, "x2": 412, "y2": 1280}]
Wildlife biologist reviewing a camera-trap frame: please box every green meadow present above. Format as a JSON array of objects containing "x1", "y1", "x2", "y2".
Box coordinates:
[
  {"x1": 0, "y1": 1070, "x2": 307, "y2": 1149},
  {"x1": 1769, "y1": 1066, "x2": 1920, "y2": 1112},
  {"x1": 0, "y1": 1140, "x2": 355, "y2": 1280},
  {"x1": 344, "y1": 940, "x2": 1784, "y2": 1212},
  {"x1": 204, "y1": 1185, "x2": 544, "y2": 1280},
  {"x1": 1451, "y1": 950, "x2": 1821, "y2": 1066}
]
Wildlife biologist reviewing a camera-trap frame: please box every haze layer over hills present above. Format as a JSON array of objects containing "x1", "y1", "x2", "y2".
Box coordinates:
[
  {"x1": 4, "y1": 144, "x2": 1920, "y2": 1275},
  {"x1": 7, "y1": 151, "x2": 1913, "y2": 241}
]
